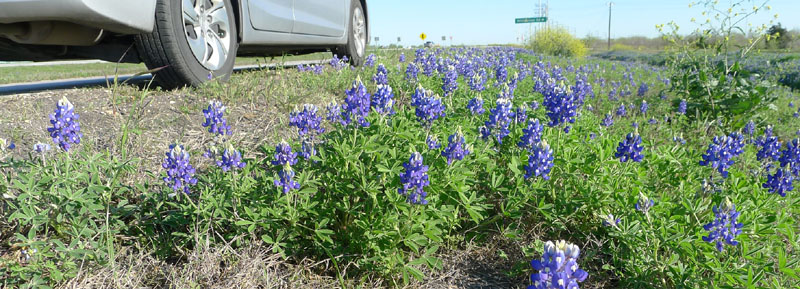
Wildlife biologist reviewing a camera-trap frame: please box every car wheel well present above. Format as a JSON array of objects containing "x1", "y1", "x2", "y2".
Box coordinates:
[{"x1": 230, "y1": 0, "x2": 243, "y2": 43}]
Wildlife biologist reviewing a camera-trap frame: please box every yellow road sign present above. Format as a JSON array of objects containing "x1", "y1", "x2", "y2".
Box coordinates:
[{"x1": 420, "y1": 33, "x2": 427, "y2": 41}]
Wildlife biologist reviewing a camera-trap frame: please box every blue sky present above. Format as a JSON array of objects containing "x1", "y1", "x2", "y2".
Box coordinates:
[{"x1": 368, "y1": 0, "x2": 799, "y2": 46}]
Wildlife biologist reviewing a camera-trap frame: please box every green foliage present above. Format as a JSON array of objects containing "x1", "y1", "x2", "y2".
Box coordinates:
[
  {"x1": 1, "y1": 151, "x2": 138, "y2": 287},
  {"x1": 527, "y1": 27, "x2": 587, "y2": 58},
  {"x1": 660, "y1": 0, "x2": 777, "y2": 128}
]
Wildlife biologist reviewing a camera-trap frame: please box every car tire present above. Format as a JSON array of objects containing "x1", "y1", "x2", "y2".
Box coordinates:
[
  {"x1": 136, "y1": 0, "x2": 238, "y2": 89},
  {"x1": 335, "y1": 0, "x2": 367, "y2": 67}
]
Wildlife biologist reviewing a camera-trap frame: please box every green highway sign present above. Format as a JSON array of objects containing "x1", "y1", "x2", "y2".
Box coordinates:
[{"x1": 515, "y1": 17, "x2": 547, "y2": 24}]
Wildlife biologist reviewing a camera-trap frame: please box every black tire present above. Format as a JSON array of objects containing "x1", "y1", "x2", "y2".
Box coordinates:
[
  {"x1": 136, "y1": 0, "x2": 238, "y2": 89},
  {"x1": 336, "y1": 0, "x2": 367, "y2": 67}
]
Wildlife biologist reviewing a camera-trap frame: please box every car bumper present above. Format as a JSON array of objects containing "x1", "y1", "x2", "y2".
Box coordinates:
[{"x1": 0, "y1": 0, "x2": 156, "y2": 34}]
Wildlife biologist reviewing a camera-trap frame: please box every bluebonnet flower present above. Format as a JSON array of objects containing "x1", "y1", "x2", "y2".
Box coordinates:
[
  {"x1": 518, "y1": 119, "x2": 543, "y2": 151},
  {"x1": 340, "y1": 78, "x2": 372, "y2": 127},
  {"x1": 639, "y1": 100, "x2": 648, "y2": 115},
  {"x1": 466, "y1": 97, "x2": 485, "y2": 115},
  {"x1": 290, "y1": 104, "x2": 325, "y2": 139},
  {"x1": 274, "y1": 164, "x2": 301, "y2": 193},
  {"x1": 672, "y1": 136, "x2": 687, "y2": 145},
  {"x1": 615, "y1": 132, "x2": 644, "y2": 162},
  {"x1": 702, "y1": 198, "x2": 744, "y2": 252},
  {"x1": 364, "y1": 53, "x2": 376, "y2": 67},
  {"x1": 601, "y1": 113, "x2": 614, "y2": 127},
  {"x1": 528, "y1": 240, "x2": 588, "y2": 289},
  {"x1": 371, "y1": 84, "x2": 395, "y2": 116},
  {"x1": 677, "y1": 99, "x2": 687, "y2": 114},
  {"x1": 755, "y1": 126, "x2": 781, "y2": 162},
  {"x1": 764, "y1": 168, "x2": 794, "y2": 197},
  {"x1": 162, "y1": 144, "x2": 197, "y2": 195},
  {"x1": 648, "y1": 118, "x2": 658, "y2": 125},
  {"x1": 616, "y1": 103, "x2": 627, "y2": 117},
  {"x1": 325, "y1": 101, "x2": 342, "y2": 124},
  {"x1": 48, "y1": 97, "x2": 82, "y2": 151},
  {"x1": 495, "y1": 65, "x2": 507, "y2": 85},
  {"x1": 601, "y1": 213, "x2": 621, "y2": 228},
  {"x1": 631, "y1": 122, "x2": 639, "y2": 129},
  {"x1": 300, "y1": 140, "x2": 317, "y2": 160},
  {"x1": 744, "y1": 120, "x2": 755, "y2": 137},
  {"x1": 779, "y1": 139, "x2": 800, "y2": 176},
  {"x1": 542, "y1": 81, "x2": 579, "y2": 132},
  {"x1": 399, "y1": 53, "x2": 406, "y2": 62},
  {"x1": 791, "y1": 102, "x2": 795, "y2": 108},
  {"x1": 398, "y1": 152, "x2": 430, "y2": 205},
  {"x1": 515, "y1": 107, "x2": 528, "y2": 123},
  {"x1": 468, "y1": 69, "x2": 487, "y2": 92},
  {"x1": 412, "y1": 86, "x2": 446, "y2": 128},
  {"x1": 441, "y1": 130, "x2": 471, "y2": 165},
  {"x1": 271, "y1": 141, "x2": 298, "y2": 166},
  {"x1": 524, "y1": 141, "x2": 554, "y2": 180},
  {"x1": 529, "y1": 100, "x2": 539, "y2": 111},
  {"x1": 637, "y1": 82, "x2": 649, "y2": 97},
  {"x1": 442, "y1": 65, "x2": 459, "y2": 96},
  {"x1": 372, "y1": 64, "x2": 388, "y2": 85},
  {"x1": 202, "y1": 100, "x2": 232, "y2": 136},
  {"x1": 329, "y1": 54, "x2": 348, "y2": 71},
  {"x1": 427, "y1": 135, "x2": 441, "y2": 150},
  {"x1": 480, "y1": 97, "x2": 513, "y2": 144},
  {"x1": 405, "y1": 62, "x2": 420, "y2": 82},
  {"x1": 215, "y1": 144, "x2": 246, "y2": 172},
  {"x1": 635, "y1": 192, "x2": 655, "y2": 215},
  {"x1": 33, "y1": 143, "x2": 51, "y2": 153},
  {"x1": 310, "y1": 65, "x2": 323, "y2": 75},
  {"x1": 296, "y1": 64, "x2": 307, "y2": 72},
  {"x1": 699, "y1": 133, "x2": 745, "y2": 178}
]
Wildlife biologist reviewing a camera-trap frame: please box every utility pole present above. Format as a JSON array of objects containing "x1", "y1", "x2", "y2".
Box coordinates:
[{"x1": 607, "y1": 2, "x2": 613, "y2": 50}]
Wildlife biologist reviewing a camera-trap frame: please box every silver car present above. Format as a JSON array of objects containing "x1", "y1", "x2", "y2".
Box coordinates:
[{"x1": 0, "y1": 0, "x2": 369, "y2": 88}]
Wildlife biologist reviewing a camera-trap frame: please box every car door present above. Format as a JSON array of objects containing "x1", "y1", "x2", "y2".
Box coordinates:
[
  {"x1": 291, "y1": 0, "x2": 346, "y2": 37},
  {"x1": 248, "y1": 0, "x2": 294, "y2": 33}
]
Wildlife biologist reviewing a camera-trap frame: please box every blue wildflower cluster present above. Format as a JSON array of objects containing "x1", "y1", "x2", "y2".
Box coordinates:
[
  {"x1": 467, "y1": 97, "x2": 485, "y2": 115},
  {"x1": 702, "y1": 198, "x2": 744, "y2": 252},
  {"x1": 441, "y1": 130, "x2": 471, "y2": 165},
  {"x1": 426, "y1": 135, "x2": 441, "y2": 150},
  {"x1": 290, "y1": 104, "x2": 325, "y2": 139},
  {"x1": 442, "y1": 65, "x2": 459, "y2": 96},
  {"x1": 372, "y1": 64, "x2": 388, "y2": 85},
  {"x1": 398, "y1": 152, "x2": 430, "y2": 204},
  {"x1": 677, "y1": 99, "x2": 687, "y2": 114},
  {"x1": 480, "y1": 97, "x2": 513, "y2": 144},
  {"x1": 216, "y1": 144, "x2": 246, "y2": 172},
  {"x1": 329, "y1": 54, "x2": 348, "y2": 71},
  {"x1": 616, "y1": 103, "x2": 627, "y2": 117},
  {"x1": 405, "y1": 62, "x2": 419, "y2": 82},
  {"x1": 48, "y1": 97, "x2": 82, "y2": 151},
  {"x1": 699, "y1": 133, "x2": 745, "y2": 178},
  {"x1": 601, "y1": 113, "x2": 614, "y2": 127},
  {"x1": 202, "y1": 100, "x2": 232, "y2": 136},
  {"x1": 518, "y1": 119, "x2": 543, "y2": 151},
  {"x1": 340, "y1": 78, "x2": 372, "y2": 127},
  {"x1": 528, "y1": 240, "x2": 588, "y2": 289},
  {"x1": 639, "y1": 100, "x2": 648, "y2": 115},
  {"x1": 779, "y1": 139, "x2": 800, "y2": 176},
  {"x1": 637, "y1": 82, "x2": 649, "y2": 97},
  {"x1": 411, "y1": 86, "x2": 446, "y2": 127},
  {"x1": 744, "y1": 120, "x2": 756, "y2": 137},
  {"x1": 542, "y1": 81, "x2": 579, "y2": 132},
  {"x1": 398, "y1": 53, "x2": 405, "y2": 62},
  {"x1": 272, "y1": 141, "x2": 301, "y2": 193},
  {"x1": 162, "y1": 144, "x2": 197, "y2": 195},
  {"x1": 364, "y1": 53, "x2": 376, "y2": 67},
  {"x1": 524, "y1": 141, "x2": 554, "y2": 180},
  {"x1": 764, "y1": 168, "x2": 794, "y2": 197},
  {"x1": 468, "y1": 69, "x2": 487, "y2": 92},
  {"x1": 755, "y1": 126, "x2": 781, "y2": 162},
  {"x1": 615, "y1": 132, "x2": 644, "y2": 162},
  {"x1": 371, "y1": 84, "x2": 395, "y2": 116}
]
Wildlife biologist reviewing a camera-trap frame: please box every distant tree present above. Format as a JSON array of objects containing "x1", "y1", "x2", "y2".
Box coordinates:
[{"x1": 767, "y1": 23, "x2": 792, "y2": 49}]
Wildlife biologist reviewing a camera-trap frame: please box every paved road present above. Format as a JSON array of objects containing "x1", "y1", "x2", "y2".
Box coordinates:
[{"x1": 0, "y1": 60, "x2": 326, "y2": 95}]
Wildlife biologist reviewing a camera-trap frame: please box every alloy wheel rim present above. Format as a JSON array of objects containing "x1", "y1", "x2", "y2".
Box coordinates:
[
  {"x1": 182, "y1": 0, "x2": 231, "y2": 71},
  {"x1": 352, "y1": 7, "x2": 366, "y2": 57}
]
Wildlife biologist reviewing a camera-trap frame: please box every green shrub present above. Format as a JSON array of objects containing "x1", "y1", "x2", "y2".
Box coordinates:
[{"x1": 527, "y1": 27, "x2": 587, "y2": 58}]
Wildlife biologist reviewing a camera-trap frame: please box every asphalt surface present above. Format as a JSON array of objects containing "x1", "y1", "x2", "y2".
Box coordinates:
[{"x1": 0, "y1": 60, "x2": 326, "y2": 95}]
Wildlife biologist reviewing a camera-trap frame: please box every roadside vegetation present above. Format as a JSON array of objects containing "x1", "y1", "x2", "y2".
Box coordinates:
[{"x1": 1, "y1": 1, "x2": 799, "y2": 288}]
